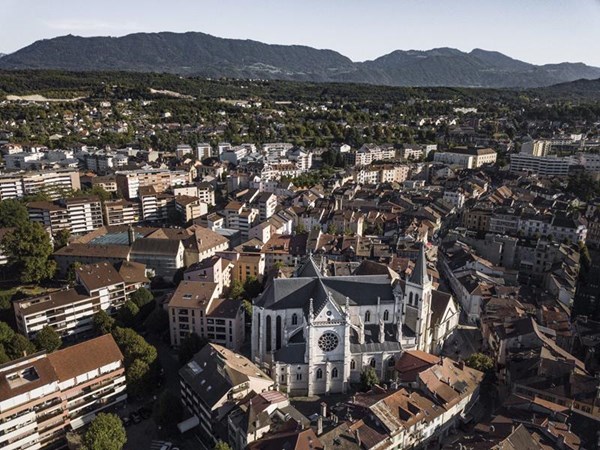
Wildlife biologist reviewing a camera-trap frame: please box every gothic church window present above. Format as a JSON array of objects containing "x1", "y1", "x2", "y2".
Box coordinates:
[{"x1": 365, "y1": 310, "x2": 371, "y2": 323}]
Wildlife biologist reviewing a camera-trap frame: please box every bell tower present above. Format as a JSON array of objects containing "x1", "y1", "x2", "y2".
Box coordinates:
[{"x1": 402, "y1": 244, "x2": 433, "y2": 352}]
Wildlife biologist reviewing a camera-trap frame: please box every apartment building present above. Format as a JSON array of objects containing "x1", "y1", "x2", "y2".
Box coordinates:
[
  {"x1": 139, "y1": 186, "x2": 173, "y2": 222},
  {"x1": 103, "y1": 199, "x2": 142, "y2": 226},
  {"x1": 179, "y1": 344, "x2": 274, "y2": 445},
  {"x1": 167, "y1": 280, "x2": 244, "y2": 349},
  {"x1": 27, "y1": 196, "x2": 104, "y2": 235},
  {"x1": 13, "y1": 261, "x2": 145, "y2": 340},
  {"x1": 115, "y1": 168, "x2": 188, "y2": 199},
  {"x1": 521, "y1": 139, "x2": 552, "y2": 157},
  {"x1": 130, "y1": 238, "x2": 185, "y2": 280},
  {"x1": 196, "y1": 183, "x2": 216, "y2": 206},
  {"x1": 175, "y1": 195, "x2": 208, "y2": 223},
  {"x1": 0, "y1": 334, "x2": 126, "y2": 450},
  {"x1": 256, "y1": 192, "x2": 277, "y2": 221},
  {"x1": 509, "y1": 153, "x2": 571, "y2": 176},
  {"x1": 0, "y1": 170, "x2": 80, "y2": 201},
  {"x1": 195, "y1": 143, "x2": 212, "y2": 160},
  {"x1": 233, "y1": 253, "x2": 266, "y2": 283},
  {"x1": 184, "y1": 256, "x2": 233, "y2": 295}
]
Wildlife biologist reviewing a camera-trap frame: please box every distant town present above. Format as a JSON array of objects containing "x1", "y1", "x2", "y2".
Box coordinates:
[{"x1": 0, "y1": 72, "x2": 599, "y2": 450}]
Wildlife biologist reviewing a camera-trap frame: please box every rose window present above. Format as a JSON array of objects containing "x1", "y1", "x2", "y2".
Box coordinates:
[{"x1": 318, "y1": 332, "x2": 339, "y2": 352}]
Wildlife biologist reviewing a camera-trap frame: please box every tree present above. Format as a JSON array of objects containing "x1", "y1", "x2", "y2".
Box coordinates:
[
  {"x1": 1, "y1": 221, "x2": 56, "y2": 283},
  {"x1": 143, "y1": 307, "x2": 169, "y2": 335},
  {"x1": 241, "y1": 299, "x2": 252, "y2": 320},
  {"x1": 54, "y1": 229, "x2": 71, "y2": 249},
  {"x1": 126, "y1": 358, "x2": 152, "y2": 397},
  {"x1": 360, "y1": 366, "x2": 379, "y2": 391},
  {"x1": 214, "y1": 441, "x2": 232, "y2": 450},
  {"x1": 178, "y1": 333, "x2": 207, "y2": 366},
  {"x1": 465, "y1": 353, "x2": 494, "y2": 372},
  {"x1": 243, "y1": 276, "x2": 263, "y2": 299},
  {"x1": 111, "y1": 327, "x2": 157, "y2": 366},
  {"x1": 129, "y1": 287, "x2": 154, "y2": 308},
  {"x1": 93, "y1": 311, "x2": 116, "y2": 335},
  {"x1": 6, "y1": 333, "x2": 36, "y2": 360},
  {"x1": 0, "y1": 321, "x2": 15, "y2": 344},
  {"x1": 0, "y1": 344, "x2": 10, "y2": 364},
  {"x1": 295, "y1": 222, "x2": 306, "y2": 234},
  {"x1": 117, "y1": 300, "x2": 140, "y2": 327},
  {"x1": 81, "y1": 413, "x2": 127, "y2": 450},
  {"x1": 0, "y1": 199, "x2": 29, "y2": 228},
  {"x1": 153, "y1": 389, "x2": 183, "y2": 428},
  {"x1": 228, "y1": 280, "x2": 244, "y2": 300},
  {"x1": 66, "y1": 261, "x2": 82, "y2": 284},
  {"x1": 34, "y1": 326, "x2": 62, "y2": 353}
]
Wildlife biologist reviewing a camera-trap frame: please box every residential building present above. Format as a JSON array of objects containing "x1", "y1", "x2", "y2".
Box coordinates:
[
  {"x1": 115, "y1": 168, "x2": 188, "y2": 199},
  {"x1": 14, "y1": 261, "x2": 146, "y2": 340},
  {"x1": 0, "y1": 334, "x2": 126, "y2": 450},
  {"x1": 167, "y1": 280, "x2": 244, "y2": 349},
  {"x1": 509, "y1": 153, "x2": 571, "y2": 176},
  {"x1": 28, "y1": 196, "x2": 104, "y2": 235},
  {"x1": 0, "y1": 169, "x2": 80, "y2": 201},
  {"x1": 179, "y1": 344, "x2": 275, "y2": 445},
  {"x1": 103, "y1": 199, "x2": 142, "y2": 226}
]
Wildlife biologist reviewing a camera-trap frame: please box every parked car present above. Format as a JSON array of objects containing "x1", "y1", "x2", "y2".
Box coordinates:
[{"x1": 138, "y1": 407, "x2": 152, "y2": 420}]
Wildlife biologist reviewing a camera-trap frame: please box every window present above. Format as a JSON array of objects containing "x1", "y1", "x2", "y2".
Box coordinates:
[
  {"x1": 350, "y1": 360, "x2": 356, "y2": 370},
  {"x1": 332, "y1": 367, "x2": 338, "y2": 378},
  {"x1": 370, "y1": 358, "x2": 376, "y2": 368},
  {"x1": 383, "y1": 310, "x2": 389, "y2": 321},
  {"x1": 291, "y1": 313, "x2": 298, "y2": 326},
  {"x1": 365, "y1": 310, "x2": 371, "y2": 323},
  {"x1": 296, "y1": 373, "x2": 302, "y2": 381},
  {"x1": 318, "y1": 332, "x2": 340, "y2": 352},
  {"x1": 409, "y1": 292, "x2": 413, "y2": 305},
  {"x1": 316, "y1": 369, "x2": 323, "y2": 379}
]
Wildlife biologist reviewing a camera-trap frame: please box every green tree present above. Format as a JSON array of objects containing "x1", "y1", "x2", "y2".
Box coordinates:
[
  {"x1": 243, "y1": 276, "x2": 263, "y2": 299},
  {"x1": 178, "y1": 333, "x2": 207, "y2": 366},
  {"x1": 0, "y1": 344, "x2": 10, "y2": 364},
  {"x1": 214, "y1": 441, "x2": 232, "y2": 450},
  {"x1": 228, "y1": 280, "x2": 244, "y2": 300},
  {"x1": 129, "y1": 287, "x2": 154, "y2": 308},
  {"x1": 143, "y1": 307, "x2": 169, "y2": 335},
  {"x1": 54, "y1": 229, "x2": 71, "y2": 249},
  {"x1": 360, "y1": 366, "x2": 379, "y2": 391},
  {"x1": 153, "y1": 389, "x2": 183, "y2": 428},
  {"x1": 0, "y1": 321, "x2": 15, "y2": 344},
  {"x1": 1, "y1": 221, "x2": 57, "y2": 283},
  {"x1": 34, "y1": 326, "x2": 62, "y2": 353},
  {"x1": 0, "y1": 199, "x2": 29, "y2": 227},
  {"x1": 465, "y1": 353, "x2": 494, "y2": 372},
  {"x1": 117, "y1": 300, "x2": 140, "y2": 327},
  {"x1": 295, "y1": 222, "x2": 306, "y2": 234},
  {"x1": 111, "y1": 327, "x2": 157, "y2": 366},
  {"x1": 93, "y1": 311, "x2": 116, "y2": 335},
  {"x1": 81, "y1": 413, "x2": 127, "y2": 450},
  {"x1": 66, "y1": 261, "x2": 82, "y2": 284},
  {"x1": 126, "y1": 358, "x2": 152, "y2": 397},
  {"x1": 6, "y1": 334, "x2": 36, "y2": 360}
]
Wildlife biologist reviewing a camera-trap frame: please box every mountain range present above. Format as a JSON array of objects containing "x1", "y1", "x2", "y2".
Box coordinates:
[{"x1": 1, "y1": 31, "x2": 599, "y2": 88}]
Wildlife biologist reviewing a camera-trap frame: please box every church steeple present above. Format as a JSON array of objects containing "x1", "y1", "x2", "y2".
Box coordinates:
[{"x1": 409, "y1": 243, "x2": 430, "y2": 286}]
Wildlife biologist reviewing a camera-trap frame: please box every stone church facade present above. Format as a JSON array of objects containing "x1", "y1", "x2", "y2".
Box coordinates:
[{"x1": 251, "y1": 246, "x2": 459, "y2": 395}]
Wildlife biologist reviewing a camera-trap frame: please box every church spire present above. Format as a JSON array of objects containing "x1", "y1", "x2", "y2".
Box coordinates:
[{"x1": 409, "y1": 243, "x2": 430, "y2": 286}]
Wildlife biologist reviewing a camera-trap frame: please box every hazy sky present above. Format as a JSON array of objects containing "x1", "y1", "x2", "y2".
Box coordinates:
[{"x1": 2, "y1": 0, "x2": 600, "y2": 65}]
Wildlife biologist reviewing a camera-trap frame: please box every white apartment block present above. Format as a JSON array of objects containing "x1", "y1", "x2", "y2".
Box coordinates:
[
  {"x1": 27, "y1": 196, "x2": 104, "y2": 235},
  {"x1": 13, "y1": 261, "x2": 144, "y2": 340},
  {"x1": 0, "y1": 334, "x2": 126, "y2": 450},
  {"x1": 195, "y1": 143, "x2": 212, "y2": 160},
  {"x1": 521, "y1": 139, "x2": 552, "y2": 157},
  {"x1": 0, "y1": 170, "x2": 81, "y2": 201},
  {"x1": 509, "y1": 153, "x2": 571, "y2": 177}
]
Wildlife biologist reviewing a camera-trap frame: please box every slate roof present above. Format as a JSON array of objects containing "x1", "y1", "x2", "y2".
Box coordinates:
[{"x1": 409, "y1": 243, "x2": 429, "y2": 285}]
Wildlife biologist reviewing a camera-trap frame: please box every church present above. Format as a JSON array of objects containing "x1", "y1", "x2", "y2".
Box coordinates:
[{"x1": 251, "y1": 245, "x2": 459, "y2": 396}]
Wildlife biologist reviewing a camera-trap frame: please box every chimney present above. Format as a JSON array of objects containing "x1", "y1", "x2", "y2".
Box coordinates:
[
  {"x1": 317, "y1": 415, "x2": 323, "y2": 436},
  {"x1": 321, "y1": 402, "x2": 327, "y2": 418}
]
